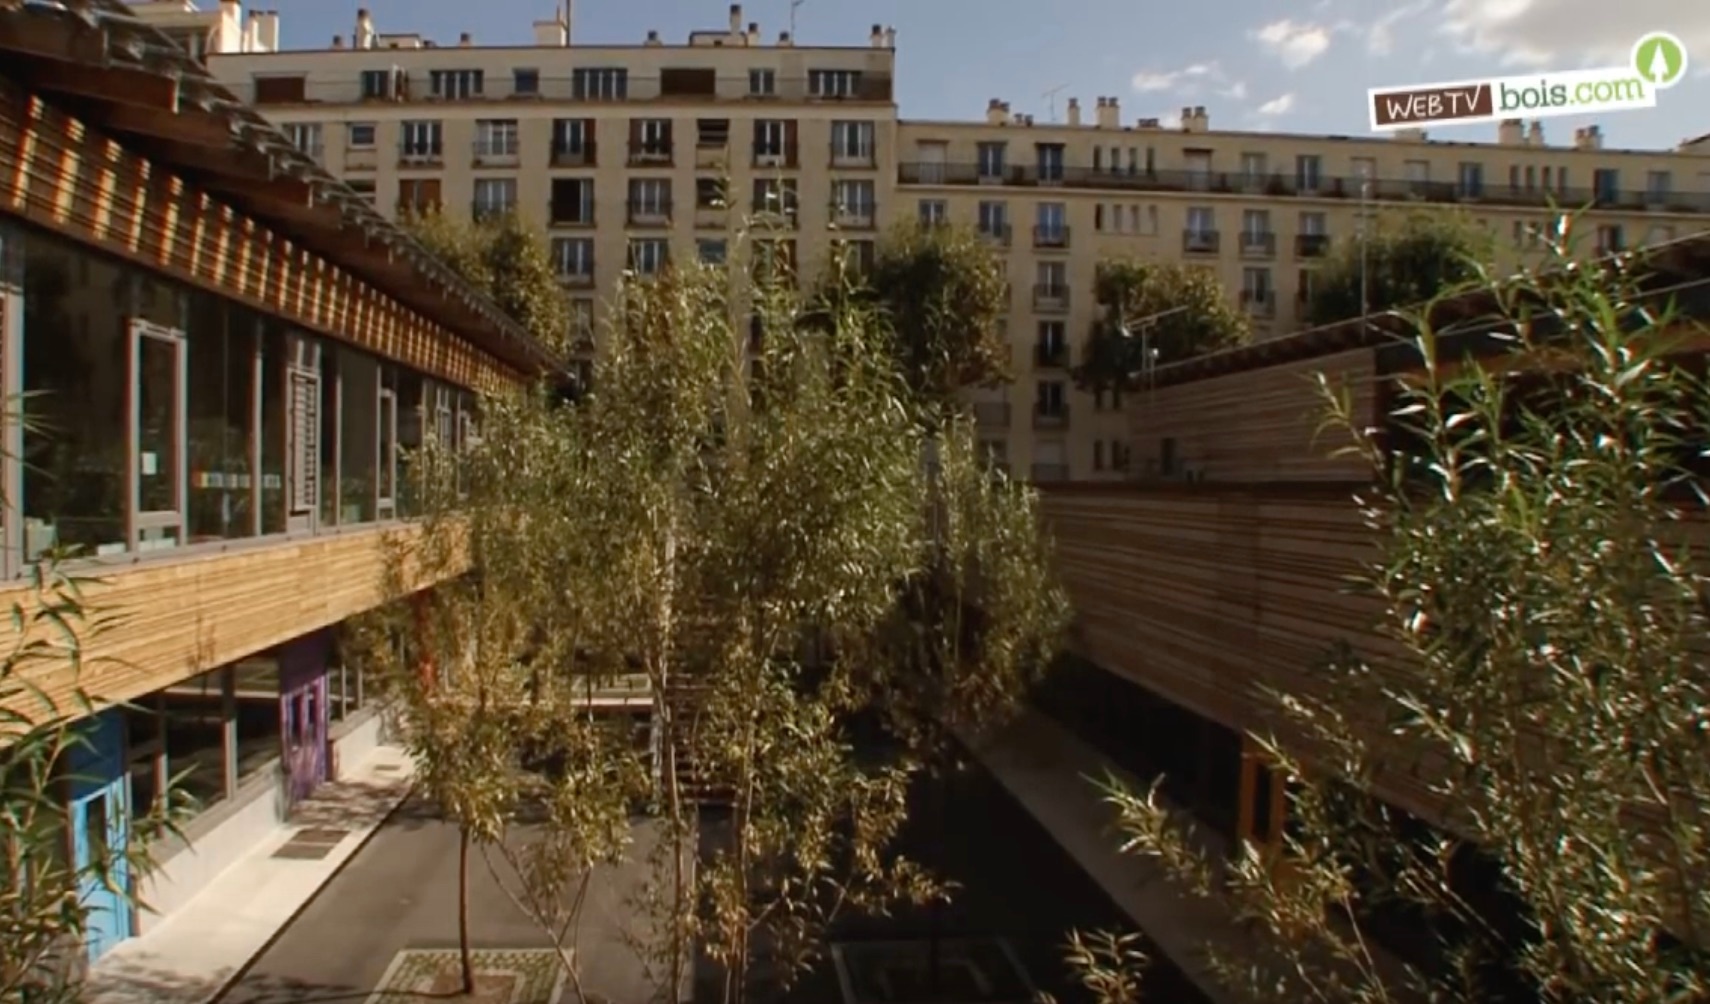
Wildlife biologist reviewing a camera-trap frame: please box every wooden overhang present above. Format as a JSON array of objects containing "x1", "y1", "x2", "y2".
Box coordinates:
[
  {"x1": 1143, "y1": 228, "x2": 1710, "y2": 391},
  {"x1": 0, "y1": 0, "x2": 564, "y2": 381}
]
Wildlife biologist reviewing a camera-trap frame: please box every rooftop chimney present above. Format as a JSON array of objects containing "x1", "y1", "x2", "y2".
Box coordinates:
[
  {"x1": 355, "y1": 8, "x2": 375, "y2": 49},
  {"x1": 1391, "y1": 127, "x2": 1427, "y2": 141},
  {"x1": 883, "y1": 26, "x2": 896, "y2": 47},
  {"x1": 777, "y1": 30, "x2": 792, "y2": 46},
  {"x1": 1498, "y1": 118, "x2": 1523, "y2": 144},
  {"x1": 533, "y1": 6, "x2": 568, "y2": 46},
  {"x1": 1573, "y1": 124, "x2": 1603, "y2": 149},
  {"x1": 1095, "y1": 96, "x2": 1119, "y2": 129},
  {"x1": 729, "y1": 4, "x2": 741, "y2": 33},
  {"x1": 747, "y1": 21, "x2": 759, "y2": 45},
  {"x1": 1527, "y1": 120, "x2": 1544, "y2": 145},
  {"x1": 331, "y1": 34, "x2": 344, "y2": 48},
  {"x1": 870, "y1": 23, "x2": 883, "y2": 46},
  {"x1": 458, "y1": 31, "x2": 472, "y2": 46},
  {"x1": 1066, "y1": 96, "x2": 1081, "y2": 126},
  {"x1": 248, "y1": 9, "x2": 279, "y2": 52},
  {"x1": 1184, "y1": 106, "x2": 1208, "y2": 132},
  {"x1": 986, "y1": 98, "x2": 1006, "y2": 125}
]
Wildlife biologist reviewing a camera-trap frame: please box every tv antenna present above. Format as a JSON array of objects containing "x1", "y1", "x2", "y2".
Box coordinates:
[
  {"x1": 790, "y1": 0, "x2": 805, "y2": 37},
  {"x1": 1042, "y1": 83, "x2": 1068, "y2": 122}
]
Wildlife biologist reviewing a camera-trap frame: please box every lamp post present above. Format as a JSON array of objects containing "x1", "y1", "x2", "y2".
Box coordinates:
[
  {"x1": 1358, "y1": 169, "x2": 1373, "y2": 328},
  {"x1": 1118, "y1": 305, "x2": 1188, "y2": 478}
]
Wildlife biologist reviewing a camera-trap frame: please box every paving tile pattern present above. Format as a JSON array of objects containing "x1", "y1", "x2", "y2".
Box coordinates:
[{"x1": 366, "y1": 949, "x2": 565, "y2": 1004}]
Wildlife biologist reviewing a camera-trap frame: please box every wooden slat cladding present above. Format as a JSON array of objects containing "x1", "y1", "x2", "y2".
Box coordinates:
[
  {"x1": 1129, "y1": 348, "x2": 1381, "y2": 483},
  {"x1": 0, "y1": 87, "x2": 524, "y2": 394},
  {"x1": 0, "y1": 524, "x2": 462, "y2": 720}
]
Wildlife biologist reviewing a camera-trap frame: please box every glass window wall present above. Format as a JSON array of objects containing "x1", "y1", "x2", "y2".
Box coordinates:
[
  {"x1": 232, "y1": 655, "x2": 282, "y2": 783},
  {"x1": 160, "y1": 667, "x2": 229, "y2": 812},
  {"x1": 186, "y1": 289, "x2": 257, "y2": 543},
  {"x1": 338, "y1": 347, "x2": 378, "y2": 524}
]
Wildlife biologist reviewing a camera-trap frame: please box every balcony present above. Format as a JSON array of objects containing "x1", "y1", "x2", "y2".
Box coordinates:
[
  {"x1": 831, "y1": 148, "x2": 877, "y2": 170},
  {"x1": 1182, "y1": 229, "x2": 1219, "y2": 254},
  {"x1": 977, "y1": 223, "x2": 1012, "y2": 246},
  {"x1": 973, "y1": 401, "x2": 1011, "y2": 428},
  {"x1": 628, "y1": 142, "x2": 673, "y2": 167},
  {"x1": 1238, "y1": 231, "x2": 1276, "y2": 257},
  {"x1": 1031, "y1": 285, "x2": 1070, "y2": 312},
  {"x1": 1033, "y1": 403, "x2": 1069, "y2": 429},
  {"x1": 471, "y1": 201, "x2": 515, "y2": 221},
  {"x1": 472, "y1": 142, "x2": 519, "y2": 168},
  {"x1": 752, "y1": 144, "x2": 799, "y2": 170},
  {"x1": 1030, "y1": 463, "x2": 1071, "y2": 483},
  {"x1": 550, "y1": 143, "x2": 597, "y2": 167},
  {"x1": 549, "y1": 203, "x2": 595, "y2": 228},
  {"x1": 891, "y1": 164, "x2": 1710, "y2": 214},
  {"x1": 627, "y1": 201, "x2": 673, "y2": 227},
  {"x1": 397, "y1": 146, "x2": 443, "y2": 168},
  {"x1": 1295, "y1": 234, "x2": 1331, "y2": 258},
  {"x1": 1033, "y1": 342, "x2": 1069, "y2": 368},
  {"x1": 832, "y1": 204, "x2": 878, "y2": 230},
  {"x1": 1241, "y1": 290, "x2": 1276, "y2": 317},
  {"x1": 1033, "y1": 225, "x2": 1070, "y2": 250},
  {"x1": 343, "y1": 146, "x2": 378, "y2": 172},
  {"x1": 559, "y1": 268, "x2": 596, "y2": 288}
]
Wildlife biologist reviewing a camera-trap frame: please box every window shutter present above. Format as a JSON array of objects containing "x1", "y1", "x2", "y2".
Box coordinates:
[
  {"x1": 629, "y1": 119, "x2": 643, "y2": 146},
  {"x1": 288, "y1": 367, "x2": 319, "y2": 515},
  {"x1": 783, "y1": 119, "x2": 798, "y2": 157}
]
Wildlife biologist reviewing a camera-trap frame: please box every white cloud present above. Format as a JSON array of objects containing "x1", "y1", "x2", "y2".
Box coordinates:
[
  {"x1": 1223, "y1": 80, "x2": 1249, "y2": 99},
  {"x1": 1252, "y1": 19, "x2": 1332, "y2": 68},
  {"x1": 1366, "y1": 0, "x2": 1433, "y2": 55},
  {"x1": 1434, "y1": 0, "x2": 1710, "y2": 68},
  {"x1": 1157, "y1": 111, "x2": 1184, "y2": 129},
  {"x1": 1256, "y1": 93, "x2": 1296, "y2": 116},
  {"x1": 1130, "y1": 71, "x2": 1178, "y2": 91},
  {"x1": 1129, "y1": 60, "x2": 1234, "y2": 96}
]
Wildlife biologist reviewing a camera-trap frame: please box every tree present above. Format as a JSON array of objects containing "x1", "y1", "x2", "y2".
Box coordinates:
[
  {"x1": 1, "y1": 403, "x2": 182, "y2": 1002},
  {"x1": 404, "y1": 209, "x2": 573, "y2": 358},
  {"x1": 371, "y1": 227, "x2": 1068, "y2": 1004},
  {"x1": 1073, "y1": 257, "x2": 1250, "y2": 393},
  {"x1": 857, "y1": 221, "x2": 1011, "y2": 409},
  {"x1": 1303, "y1": 207, "x2": 1494, "y2": 325},
  {"x1": 1060, "y1": 229, "x2": 1710, "y2": 1002}
]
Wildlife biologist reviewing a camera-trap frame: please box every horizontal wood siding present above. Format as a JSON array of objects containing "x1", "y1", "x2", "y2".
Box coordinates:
[
  {"x1": 1129, "y1": 348, "x2": 1380, "y2": 483},
  {"x1": 0, "y1": 85, "x2": 523, "y2": 393},
  {"x1": 0, "y1": 525, "x2": 460, "y2": 719}
]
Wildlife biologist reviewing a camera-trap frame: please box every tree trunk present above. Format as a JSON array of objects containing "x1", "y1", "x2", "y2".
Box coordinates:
[{"x1": 459, "y1": 826, "x2": 476, "y2": 995}]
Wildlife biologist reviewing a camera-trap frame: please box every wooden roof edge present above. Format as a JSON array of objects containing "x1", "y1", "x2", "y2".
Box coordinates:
[
  {"x1": 0, "y1": 1, "x2": 568, "y2": 381},
  {"x1": 1144, "y1": 227, "x2": 1710, "y2": 391}
]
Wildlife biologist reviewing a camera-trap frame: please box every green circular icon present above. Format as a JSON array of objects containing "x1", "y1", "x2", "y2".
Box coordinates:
[{"x1": 1632, "y1": 31, "x2": 1688, "y2": 88}]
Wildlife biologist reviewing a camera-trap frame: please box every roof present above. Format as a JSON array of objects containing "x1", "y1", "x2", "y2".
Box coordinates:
[
  {"x1": 0, "y1": 0, "x2": 564, "y2": 379},
  {"x1": 1143, "y1": 227, "x2": 1710, "y2": 390}
]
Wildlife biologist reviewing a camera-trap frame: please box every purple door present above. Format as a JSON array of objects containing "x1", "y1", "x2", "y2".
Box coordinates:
[{"x1": 278, "y1": 632, "x2": 331, "y2": 809}]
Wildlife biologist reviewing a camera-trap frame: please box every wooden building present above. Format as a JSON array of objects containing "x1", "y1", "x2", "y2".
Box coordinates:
[{"x1": 0, "y1": 1, "x2": 561, "y2": 963}]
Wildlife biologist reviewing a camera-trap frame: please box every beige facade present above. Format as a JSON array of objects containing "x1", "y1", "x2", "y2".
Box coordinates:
[{"x1": 142, "y1": 0, "x2": 1710, "y2": 483}]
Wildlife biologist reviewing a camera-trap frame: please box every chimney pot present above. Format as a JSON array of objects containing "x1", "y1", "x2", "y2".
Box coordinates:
[
  {"x1": 459, "y1": 31, "x2": 472, "y2": 45},
  {"x1": 1068, "y1": 97, "x2": 1079, "y2": 107},
  {"x1": 332, "y1": 34, "x2": 343, "y2": 47},
  {"x1": 748, "y1": 22, "x2": 758, "y2": 32}
]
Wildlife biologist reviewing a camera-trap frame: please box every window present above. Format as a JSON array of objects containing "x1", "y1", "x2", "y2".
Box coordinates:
[
  {"x1": 472, "y1": 178, "x2": 517, "y2": 218},
  {"x1": 1646, "y1": 224, "x2": 1676, "y2": 245},
  {"x1": 572, "y1": 68, "x2": 627, "y2": 100},
  {"x1": 1242, "y1": 209, "x2": 1271, "y2": 236},
  {"x1": 697, "y1": 118, "x2": 730, "y2": 148},
  {"x1": 346, "y1": 122, "x2": 376, "y2": 148},
  {"x1": 661, "y1": 68, "x2": 716, "y2": 97},
  {"x1": 628, "y1": 178, "x2": 672, "y2": 220},
  {"x1": 1351, "y1": 156, "x2": 1376, "y2": 182},
  {"x1": 569, "y1": 299, "x2": 595, "y2": 344},
  {"x1": 1295, "y1": 154, "x2": 1321, "y2": 192},
  {"x1": 1646, "y1": 170, "x2": 1672, "y2": 202},
  {"x1": 1593, "y1": 168, "x2": 1620, "y2": 202},
  {"x1": 830, "y1": 121, "x2": 876, "y2": 164},
  {"x1": 832, "y1": 179, "x2": 876, "y2": 221},
  {"x1": 552, "y1": 238, "x2": 595, "y2": 280},
  {"x1": 400, "y1": 120, "x2": 442, "y2": 159},
  {"x1": 749, "y1": 68, "x2": 776, "y2": 95},
  {"x1": 429, "y1": 69, "x2": 483, "y2": 99},
  {"x1": 630, "y1": 118, "x2": 672, "y2": 161},
  {"x1": 161, "y1": 667, "x2": 230, "y2": 810},
  {"x1": 1458, "y1": 161, "x2": 1484, "y2": 197},
  {"x1": 1184, "y1": 150, "x2": 1212, "y2": 189},
  {"x1": 551, "y1": 118, "x2": 595, "y2": 164},
  {"x1": 752, "y1": 178, "x2": 799, "y2": 219},
  {"x1": 253, "y1": 74, "x2": 306, "y2": 104},
  {"x1": 977, "y1": 142, "x2": 1006, "y2": 179},
  {"x1": 1239, "y1": 152, "x2": 1267, "y2": 187},
  {"x1": 550, "y1": 178, "x2": 594, "y2": 225},
  {"x1": 977, "y1": 200, "x2": 1008, "y2": 238},
  {"x1": 696, "y1": 177, "x2": 728, "y2": 209},
  {"x1": 1036, "y1": 202, "x2": 1067, "y2": 245},
  {"x1": 1037, "y1": 320, "x2": 1067, "y2": 356},
  {"x1": 697, "y1": 239, "x2": 727, "y2": 264},
  {"x1": 628, "y1": 238, "x2": 669, "y2": 275},
  {"x1": 513, "y1": 68, "x2": 540, "y2": 95},
  {"x1": 808, "y1": 69, "x2": 860, "y2": 97},
  {"x1": 918, "y1": 199, "x2": 947, "y2": 225},
  {"x1": 184, "y1": 288, "x2": 257, "y2": 544},
  {"x1": 1036, "y1": 261, "x2": 1067, "y2": 293},
  {"x1": 1186, "y1": 206, "x2": 1215, "y2": 235},
  {"x1": 1036, "y1": 381, "x2": 1066, "y2": 415},
  {"x1": 1241, "y1": 267, "x2": 1273, "y2": 307},
  {"x1": 286, "y1": 123, "x2": 322, "y2": 157},
  {"x1": 1299, "y1": 211, "x2": 1326, "y2": 235},
  {"x1": 359, "y1": 67, "x2": 403, "y2": 100},
  {"x1": 397, "y1": 178, "x2": 441, "y2": 215},
  {"x1": 753, "y1": 119, "x2": 794, "y2": 164},
  {"x1": 831, "y1": 238, "x2": 876, "y2": 275},
  {"x1": 346, "y1": 179, "x2": 376, "y2": 202},
  {"x1": 232, "y1": 655, "x2": 282, "y2": 783},
  {"x1": 1596, "y1": 224, "x2": 1624, "y2": 253},
  {"x1": 1297, "y1": 268, "x2": 1317, "y2": 304},
  {"x1": 1093, "y1": 441, "x2": 1105, "y2": 471},
  {"x1": 1036, "y1": 143, "x2": 1065, "y2": 183},
  {"x1": 473, "y1": 119, "x2": 519, "y2": 160},
  {"x1": 285, "y1": 346, "x2": 318, "y2": 521},
  {"x1": 1138, "y1": 205, "x2": 1158, "y2": 236},
  {"x1": 338, "y1": 347, "x2": 377, "y2": 524}
]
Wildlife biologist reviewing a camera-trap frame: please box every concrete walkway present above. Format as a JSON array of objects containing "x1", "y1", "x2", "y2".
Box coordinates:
[{"x1": 84, "y1": 745, "x2": 417, "y2": 1004}]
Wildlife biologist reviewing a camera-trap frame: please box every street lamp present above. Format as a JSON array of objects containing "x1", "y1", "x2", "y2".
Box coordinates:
[{"x1": 1117, "y1": 304, "x2": 1190, "y2": 392}]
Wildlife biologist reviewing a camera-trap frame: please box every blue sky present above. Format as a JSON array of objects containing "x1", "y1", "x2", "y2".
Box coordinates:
[{"x1": 269, "y1": 0, "x2": 1707, "y2": 151}]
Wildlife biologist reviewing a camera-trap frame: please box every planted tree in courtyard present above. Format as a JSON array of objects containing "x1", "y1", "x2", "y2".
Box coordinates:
[
  {"x1": 404, "y1": 209, "x2": 573, "y2": 358},
  {"x1": 1073, "y1": 257, "x2": 1249, "y2": 394},
  {"x1": 1302, "y1": 207, "x2": 1494, "y2": 326},
  {"x1": 372, "y1": 222, "x2": 1067, "y2": 1004},
  {"x1": 854, "y1": 221, "x2": 1011, "y2": 409},
  {"x1": 1058, "y1": 225, "x2": 1710, "y2": 1002}
]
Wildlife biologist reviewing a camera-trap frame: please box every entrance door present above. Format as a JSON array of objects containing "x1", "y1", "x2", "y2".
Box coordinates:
[
  {"x1": 282, "y1": 676, "x2": 327, "y2": 808},
  {"x1": 71, "y1": 774, "x2": 131, "y2": 962}
]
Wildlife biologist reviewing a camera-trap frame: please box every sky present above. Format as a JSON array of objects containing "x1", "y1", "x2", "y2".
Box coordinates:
[{"x1": 266, "y1": 0, "x2": 1709, "y2": 152}]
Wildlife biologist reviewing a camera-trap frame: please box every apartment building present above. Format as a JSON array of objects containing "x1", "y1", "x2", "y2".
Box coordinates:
[
  {"x1": 0, "y1": 2, "x2": 560, "y2": 965},
  {"x1": 139, "y1": 0, "x2": 1710, "y2": 485}
]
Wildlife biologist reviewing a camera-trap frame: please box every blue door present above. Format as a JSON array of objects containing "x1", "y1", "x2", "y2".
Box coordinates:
[{"x1": 69, "y1": 710, "x2": 132, "y2": 963}]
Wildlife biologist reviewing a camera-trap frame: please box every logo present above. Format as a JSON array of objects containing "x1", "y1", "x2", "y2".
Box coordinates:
[
  {"x1": 1369, "y1": 32, "x2": 1685, "y2": 131},
  {"x1": 1632, "y1": 31, "x2": 1687, "y2": 87}
]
